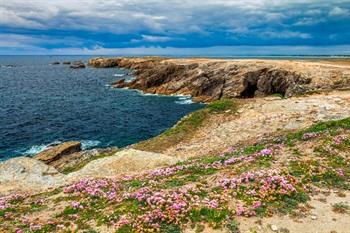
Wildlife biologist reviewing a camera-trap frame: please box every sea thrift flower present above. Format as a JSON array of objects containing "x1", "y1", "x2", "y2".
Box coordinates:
[
  {"x1": 302, "y1": 132, "x2": 319, "y2": 140},
  {"x1": 333, "y1": 135, "x2": 347, "y2": 145},
  {"x1": 252, "y1": 201, "x2": 262, "y2": 209},
  {"x1": 29, "y1": 224, "x2": 42, "y2": 231},
  {"x1": 336, "y1": 168, "x2": 344, "y2": 177},
  {"x1": 70, "y1": 201, "x2": 83, "y2": 209},
  {"x1": 259, "y1": 148, "x2": 273, "y2": 156},
  {"x1": 236, "y1": 204, "x2": 245, "y2": 216}
]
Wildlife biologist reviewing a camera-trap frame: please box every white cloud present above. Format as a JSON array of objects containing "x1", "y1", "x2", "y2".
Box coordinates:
[
  {"x1": 2, "y1": 44, "x2": 350, "y2": 56},
  {"x1": 0, "y1": 0, "x2": 346, "y2": 34},
  {"x1": 329, "y1": 7, "x2": 349, "y2": 17}
]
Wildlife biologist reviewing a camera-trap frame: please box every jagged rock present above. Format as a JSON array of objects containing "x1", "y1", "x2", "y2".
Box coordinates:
[
  {"x1": 68, "y1": 149, "x2": 181, "y2": 179},
  {"x1": 88, "y1": 57, "x2": 350, "y2": 102},
  {"x1": 111, "y1": 79, "x2": 125, "y2": 87},
  {"x1": 34, "y1": 141, "x2": 82, "y2": 164},
  {"x1": 70, "y1": 61, "x2": 86, "y2": 69},
  {"x1": 0, "y1": 157, "x2": 66, "y2": 195}
]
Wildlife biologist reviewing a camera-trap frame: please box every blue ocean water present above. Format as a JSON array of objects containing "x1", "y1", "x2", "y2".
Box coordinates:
[{"x1": 0, "y1": 56, "x2": 203, "y2": 160}]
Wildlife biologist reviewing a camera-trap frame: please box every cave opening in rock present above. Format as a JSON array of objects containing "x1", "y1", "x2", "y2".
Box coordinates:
[{"x1": 240, "y1": 82, "x2": 258, "y2": 98}]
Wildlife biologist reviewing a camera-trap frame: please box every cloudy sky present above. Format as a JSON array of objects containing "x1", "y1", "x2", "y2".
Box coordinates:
[{"x1": 0, "y1": 0, "x2": 349, "y2": 55}]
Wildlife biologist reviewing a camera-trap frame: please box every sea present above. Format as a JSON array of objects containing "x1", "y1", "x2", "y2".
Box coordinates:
[{"x1": 0, "y1": 56, "x2": 203, "y2": 160}]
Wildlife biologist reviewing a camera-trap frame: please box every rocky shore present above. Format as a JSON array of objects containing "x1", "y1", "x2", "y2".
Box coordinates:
[
  {"x1": 1, "y1": 57, "x2": 350, "y2": 233},
  {"x1": 89, "y1": 57, "x2": 350, "y2": 102}
]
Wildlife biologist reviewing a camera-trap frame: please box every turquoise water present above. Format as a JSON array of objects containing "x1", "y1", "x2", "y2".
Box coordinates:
[{"x1": 0, "y1": 56, "x2": 203, "y2": 160}]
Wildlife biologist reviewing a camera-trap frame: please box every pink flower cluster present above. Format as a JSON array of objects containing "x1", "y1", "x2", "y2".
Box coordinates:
[
  {"x1": 64, "y1": 178, "x2": 121, "y2": 199},
  {"x1": 0, "y1": 193, "x2": 26, "y2": 211},
  {"x1": 302, "y1": 132, "x2": 319, "y2": 140},
  {"x1": 333, "y1": 135, "x2": 348, "y2": 145},
  {"x1": 70, "y1": 201, "x2": 84, "y2": 209},
  {"x1": 220, "y1": 169, "x2": 298, "y2": 216}
]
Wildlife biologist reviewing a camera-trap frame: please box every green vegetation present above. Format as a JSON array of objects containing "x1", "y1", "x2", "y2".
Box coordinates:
[
  {"x1": 134, "y1": 99, "x2": 239, "y2": 152},
  {"x1": 332, "y1": 202, "x2": 350, "y2": 214}
]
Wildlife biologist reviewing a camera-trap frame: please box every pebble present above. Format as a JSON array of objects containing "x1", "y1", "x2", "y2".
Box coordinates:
[
  {"x1": 311, "y1": 215, "x2": 317, "y2": 220},
  {"x1": 270, "y1": 225, "x2": 278, "y2": 231}
]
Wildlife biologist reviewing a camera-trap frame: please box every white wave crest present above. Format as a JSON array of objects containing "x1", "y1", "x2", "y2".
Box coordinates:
[
  {"x1": 113, "y1": 73, "x2": 126, "y2": 77},
  {"x1": 23, "y1": 140, "x2": 62, "y2": 155},
  {"x1": 175, "y1": 96, "x2": 193, "y2": 105},
  {"x1": 81, "y1": 140, "x2": 101, "y2": 150}
]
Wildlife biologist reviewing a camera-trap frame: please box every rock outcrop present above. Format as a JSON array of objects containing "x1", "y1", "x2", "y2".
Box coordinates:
[
  {"x1": 34, "y1": 141, "x2": 82, "y2": 164},
  {"x1": 70, "y1": 61, "x2": 86, "y2": 69},
  {"x1": 89, "y1": 57, "x2": 350, "y2": 102},
  {"x1": 0, "y1": 157, "x2": 66, "y2": 195}
]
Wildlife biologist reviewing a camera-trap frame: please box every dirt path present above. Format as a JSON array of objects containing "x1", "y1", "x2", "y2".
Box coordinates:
[{"x1": 164, "y1": 91, "x2": 350, "y2": 158}]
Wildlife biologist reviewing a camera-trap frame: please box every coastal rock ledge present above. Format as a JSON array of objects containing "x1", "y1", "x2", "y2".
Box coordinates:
[{"x1": 89, "y1": 57, "x2": 350, "y2": 102}]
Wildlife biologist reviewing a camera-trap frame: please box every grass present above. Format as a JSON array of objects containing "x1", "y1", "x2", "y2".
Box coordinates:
[
  {"x1": 134, "y1": 99, "x2": 239, "y2": 152},
  {"x1": 332, "y1": 202, "x2": 350, "y2": 214}
]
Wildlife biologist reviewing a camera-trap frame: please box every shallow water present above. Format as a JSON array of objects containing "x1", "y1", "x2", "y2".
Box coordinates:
[{"x1": 0, "y1": 56, "x2": 203, "y2": 160}]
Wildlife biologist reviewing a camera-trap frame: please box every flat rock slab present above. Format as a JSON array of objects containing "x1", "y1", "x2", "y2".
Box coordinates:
[
  {"x1": 68, "y1": 149, "x2": 181, "y2": 180},
  {"x1": 0, "y1": 157, "x2": 66, "y2": 195},
  {"x1": 34, "y1": 141, "x2": 82, "y2": 164}
]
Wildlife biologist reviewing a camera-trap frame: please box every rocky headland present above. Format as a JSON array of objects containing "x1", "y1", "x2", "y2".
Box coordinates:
[
  {"x1": 89, "y1": 57, "x2": 350, "y2": 102},
  {"x1": 1, "y1": 57, "x2": 350, "y2": 233}
]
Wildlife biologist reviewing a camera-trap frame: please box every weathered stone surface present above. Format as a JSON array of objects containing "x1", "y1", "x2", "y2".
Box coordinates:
[
  {"x1": 0, "y1": 157, "x2": 66, "y2": 195},
  {"x1": 50, "y1": 147, "x2": 118, "y2": 172},
  {"x1": 88, "y1": 57, "x2": 350, "y2": 102},
  {"x1": 34, "y1": 141, "x2": 82, "y2": 164},
  {"x1": 68, "y1": 149, "x2": 181, "y2": 179},
  {"x1": 70, "y1": 61, "x2": 86, "y2": 69}
]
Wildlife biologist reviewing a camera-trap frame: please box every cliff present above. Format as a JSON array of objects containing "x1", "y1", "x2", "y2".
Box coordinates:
[{"x1": 89, "y1": 57, "x2": 350, "y2": 102}]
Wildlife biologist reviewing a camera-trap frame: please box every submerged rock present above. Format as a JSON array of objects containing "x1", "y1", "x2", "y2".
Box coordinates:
[
  {"x1": 50, "y1": 62, "x2": 60, "y2": 65},
  {"x1": 0, "y1": 157, "x2": 66, "y2": 195},
  {"x1": 62, "y1": 61, "x2": 71, "y2": 65},
  {"x1": 34, "y1": 141, "x2": 82, "y2": 164}
]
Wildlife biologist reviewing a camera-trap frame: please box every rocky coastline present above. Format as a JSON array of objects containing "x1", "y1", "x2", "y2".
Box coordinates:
[
  {"x1": 1, "y1": 57, "x2": 350, "y2": 232},
  {"x1": 89, "y1": 57, "x2": 350, "y2": 102}
]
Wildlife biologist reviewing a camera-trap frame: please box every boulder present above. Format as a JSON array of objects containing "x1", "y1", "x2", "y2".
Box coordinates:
[
  {"x1": 50, "y1": 62, "x2": 60, "y2": 65},
  {"x1": 62, "y1": 61, "x2": 71, "y2": 65},
  {"x1": 34, "y1": 141, "x2": 82, "y2": 164},
  {"x1": 0, "y1": 157, "x2": 66, "y2": 195},
  {"x1": 68, "y1": 149, "x2": 181, "y2": 179},
  {"x1": 70, "y1": 61, "x2": 86, "y2": 69}
]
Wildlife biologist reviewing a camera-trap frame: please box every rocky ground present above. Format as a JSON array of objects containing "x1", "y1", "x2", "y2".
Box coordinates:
[{"x1": 1, "y1": 58, "x2": 350, "y2": 233}]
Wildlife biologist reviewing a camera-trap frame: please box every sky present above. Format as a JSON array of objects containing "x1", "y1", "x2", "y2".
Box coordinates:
[{"x1": 0, "y1": 0, "x2": 350, "y2": 55}]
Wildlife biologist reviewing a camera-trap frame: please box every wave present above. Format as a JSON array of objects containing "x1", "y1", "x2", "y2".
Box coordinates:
[
  {"x1": 113, "y1": 73, "x2": 126, "y2": 77},
  {"x1": 21, "y1": 140, "x2": 100, "y2": 156},
  {"x1": 81, "y1": 140, "x2": 101, "y2": 150},
  {"x1": 22, "y1": 140, "x2": 62, "y2": 155},
  {"x1": 175, "y1": 96, "x2": 193, "y2": 105}
]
